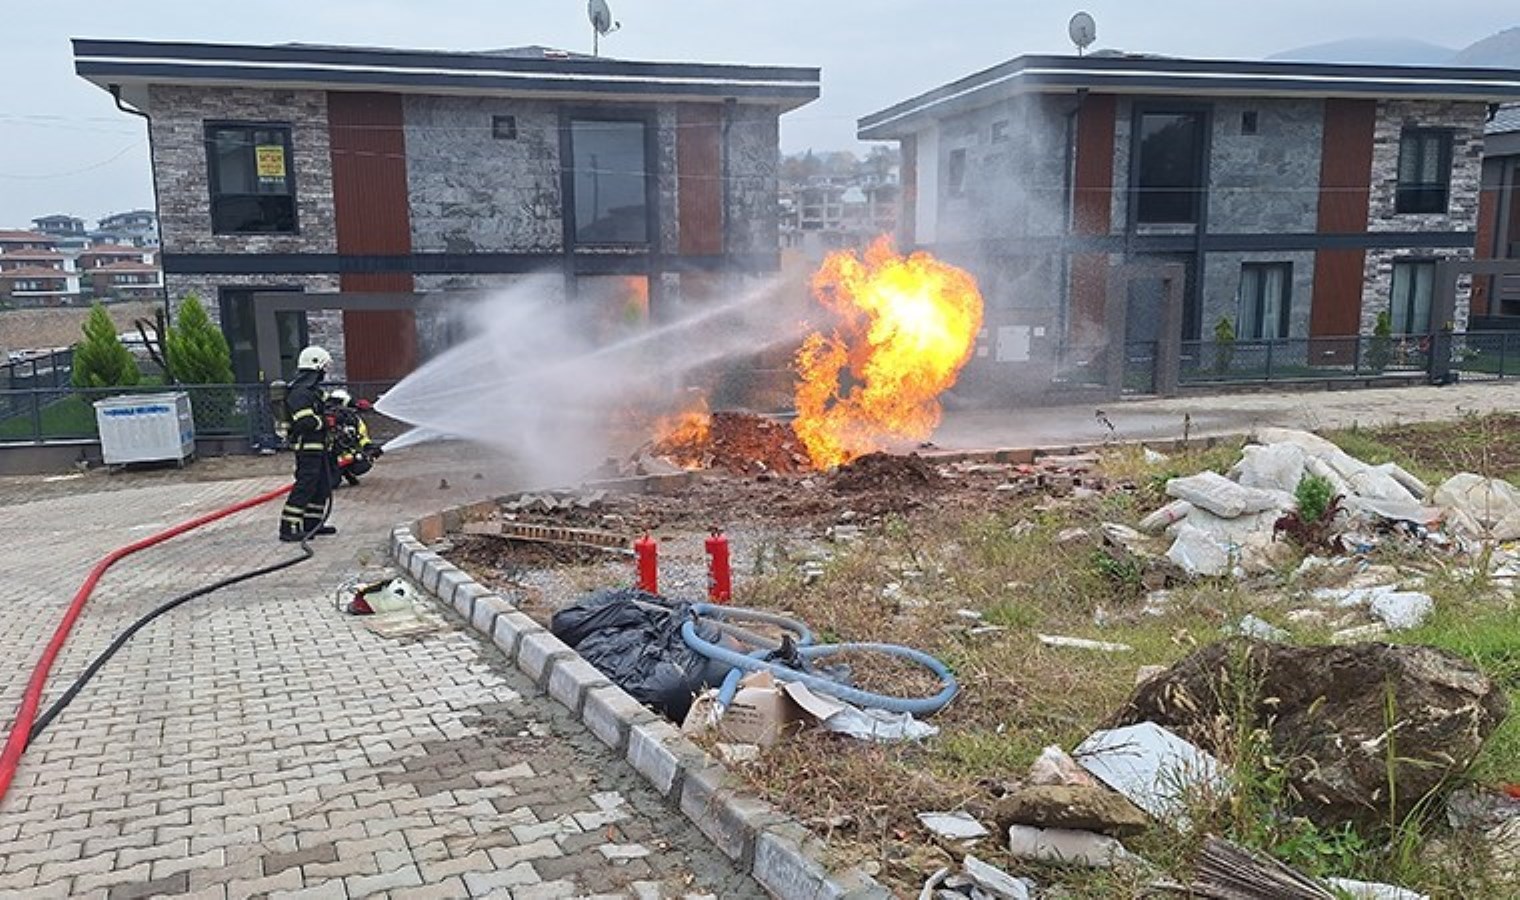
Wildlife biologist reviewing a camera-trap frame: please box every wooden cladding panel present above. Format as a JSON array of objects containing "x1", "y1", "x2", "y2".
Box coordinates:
[{"x1": 677, "y1": 104, "x2": 723, "y2": 256}]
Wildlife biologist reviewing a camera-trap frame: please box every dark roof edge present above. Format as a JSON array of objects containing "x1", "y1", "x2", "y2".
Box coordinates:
[
  {"x1": 858, "y1": 54, "x2": 1520, "y2": 136},
  {"x1": 71, "y1": 38, "x2": 820, "y2": 84}
]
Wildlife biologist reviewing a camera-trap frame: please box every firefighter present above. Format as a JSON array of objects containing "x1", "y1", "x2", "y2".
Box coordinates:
[
  {"x1": 326, "y1": 388, "x2": 382, "y2": 485},
  {"x1": 279, "y1": 346, "x2": 338, "y2": 542}
]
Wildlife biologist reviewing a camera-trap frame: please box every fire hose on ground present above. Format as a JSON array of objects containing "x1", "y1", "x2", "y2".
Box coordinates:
[
  {"x1": 0, "y1": 482, "x2": 330, "y2": 807},
  {"x1": 679, "y1": 603, "x2": 960, "y2": 718}
]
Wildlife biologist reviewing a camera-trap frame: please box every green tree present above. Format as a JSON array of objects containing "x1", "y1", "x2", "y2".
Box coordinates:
[
  {"x1": 164, "y1": 294, "x2": 234, "y2": 385},
  {"x1": 1367, "y1": 309, "x2": 1393, "y2": 373},
  {"x1": 72, "y1": 303, "x2": 141, "y2": 390},
  {"x1": 1213, "y1": 316, "x2": 1237, "y2": 375}
]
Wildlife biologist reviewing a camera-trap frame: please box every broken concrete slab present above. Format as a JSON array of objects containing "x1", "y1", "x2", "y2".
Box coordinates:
[
  {"x1": 916, "y1": 811, "x2": 989, "y2": 841},
  {"x1": 1109, "y1": 639, "x2": 1510, "y2": 833},
  {"x1": 961, "y1": 854, "x2": 1032, "y2": 899},
  {"x1": 1073, "y1": 722, "x2": 1228, "y2": 827},
  {"x1": 990, "y1": 783, "x2": 1149, "y2": 838},
  {"x1": 1166, "y1": 471, "x2": 1286, "y2": 518}
]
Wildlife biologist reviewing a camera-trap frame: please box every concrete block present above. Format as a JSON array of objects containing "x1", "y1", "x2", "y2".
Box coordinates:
[
  {"x1": 516, "y1": 631, "x2": 573, "y2": 685},
  {"x1": 581, "y1": 686, "x2": 654, "y2": 753},
  {"x1": 624, "y1": 720, "x2": 700, "y2": 798},
  {"x1": 752, "y1": 823, "x2": 890, "y2": 900},
  {"x1": 406, "y1": 548, "x2": 433, "y2": 582},
  {"x1": 471, "y1": 595, "x2": 513, "y2": 635},
  {"x1": 454, "y1": 581, "x2": 487, "y2": 621},
  {"x1": 492, "y1": 611, "x2": 544, "y2": 659},
  {"x1": 414, "y1": 514, "x2": 445, "y2": 544},
  {"x1": 436, "y1": 568, "x2": 471, "y2": 606},
  {"x1": 546, "y1": 657, "x2": 610, "y2": 714},
  {"x1": 678, "y1": 764, "x2": 782, "y2": 864}
]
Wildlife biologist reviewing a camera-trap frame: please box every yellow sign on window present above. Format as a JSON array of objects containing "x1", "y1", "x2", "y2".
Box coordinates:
[{"x1": 255, "y1": 145, "x2": 286, "y2": 179}]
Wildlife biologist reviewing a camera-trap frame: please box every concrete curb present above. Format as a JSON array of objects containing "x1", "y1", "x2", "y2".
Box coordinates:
[{"x1": 389, "y1": 498, "x2": 891, "y2": 900}]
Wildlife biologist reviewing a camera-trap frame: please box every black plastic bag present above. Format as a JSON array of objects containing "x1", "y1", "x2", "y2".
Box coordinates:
[{"x1": 551, "y1": 589, "x2": 734, "y2": 722}]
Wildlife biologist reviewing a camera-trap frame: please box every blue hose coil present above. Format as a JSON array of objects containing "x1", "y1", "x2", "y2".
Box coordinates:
[{"x1": 683, "y1": 603, "x2": 958, "y2": 717}]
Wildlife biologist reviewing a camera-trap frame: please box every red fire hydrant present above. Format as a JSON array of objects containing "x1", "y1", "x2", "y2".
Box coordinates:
[
  {"x1": 706, "y1": 528, "x2": 732, "y2": 604},
  {"x1": 635, "y1": 534, "x2": 658, "y2": 595}
]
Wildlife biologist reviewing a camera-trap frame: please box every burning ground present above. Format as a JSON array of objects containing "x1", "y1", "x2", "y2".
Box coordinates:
[{"x1": 442, "y1": 418, "x2": 1520, "y2": 898}]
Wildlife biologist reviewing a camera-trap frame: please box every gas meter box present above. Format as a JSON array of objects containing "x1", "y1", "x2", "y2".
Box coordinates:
[{"x1": 94, "y1": 392, "x2": 196, "y2": 466}]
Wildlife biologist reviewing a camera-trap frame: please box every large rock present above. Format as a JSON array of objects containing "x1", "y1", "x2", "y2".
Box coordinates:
[
  {"x1": 990, "y1": 783, "x2": 1150, "y2": 838},
  {"x1": 1108, "y1": 640, "x2": 1509, "y2": 833}
]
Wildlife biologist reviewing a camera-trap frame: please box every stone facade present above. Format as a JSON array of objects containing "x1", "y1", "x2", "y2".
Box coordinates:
[
  {"x1": 1200, "y1": 250, "x2": 1317, "y2": 340},
  {"x1": 1358, "y1": 100, "x2": 1486, "y2": 332},
  {"x1": 164, "y1": 273, "x2": 345, "y2": 380},
  {"x1": 404, "y1": 96, "x2": 564, "y2": 254},
  {"x1": 1207, "y1": 99, "x2": 1324, "y2": 234},
  {"x1": 147, "y1": 85, "x2": 336, "y2": 257},
  {"x1": 935, "y1": 95, "x2": 1072, "y2": 245},
  {"x1": 724, "y1": 104, "x2": 782, "y2": 257}
]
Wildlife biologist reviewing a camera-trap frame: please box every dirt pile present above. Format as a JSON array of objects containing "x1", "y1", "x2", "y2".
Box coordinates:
[
  {"x1": 828, "y1": 451, "x2": 943, "y2": 493},
  {"x1": 652, "y1": 411, "x2": 810, "y2": 476}
]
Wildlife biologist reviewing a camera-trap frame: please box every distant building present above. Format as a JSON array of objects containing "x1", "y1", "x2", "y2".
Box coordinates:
[
  {"x1": 1474, "y1": 105, "x2": 1520, "y2": 322},
  {"x1": 0, "y1": 231, "x2": 82, "y2": 306},
  {"x1": 31, "y1": 214, "x2": 91, "y2": 253},
  {"x1": 859, "y1": 53, "x2": 1520, "y2": 395},
  {"x1": 74, "y1": 38, "x2": 818, "y2": 383},
  {"x1": 779, "y1": 164, "x2": 899, "y2": 256},
  {"x1": 94, "y1": 209, "x2": 159, "y2": 248},
  {"x1": 0, "y1": 230, "x2": 59, "y2": 253},
  {"x1": 77, "y1": 244, "x2": 163, "y2": 302}
]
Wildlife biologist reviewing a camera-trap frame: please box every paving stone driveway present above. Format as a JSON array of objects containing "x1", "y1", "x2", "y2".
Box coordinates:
[{"x1": 0, "y1": 445, "x2": 761, "y2": 899}]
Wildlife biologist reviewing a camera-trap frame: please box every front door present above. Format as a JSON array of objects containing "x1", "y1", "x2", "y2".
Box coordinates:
[{"x1": 218, "y1": 286, "x2": 307, "y2": 383}]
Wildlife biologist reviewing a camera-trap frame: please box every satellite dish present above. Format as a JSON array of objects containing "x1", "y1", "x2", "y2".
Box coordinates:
[
  {"x1": 1069, "y1": 11, "x2": 1097, "y2": 56},
  {"x1": 589, "y1": 0, "x2": 620, "y2": 56}
]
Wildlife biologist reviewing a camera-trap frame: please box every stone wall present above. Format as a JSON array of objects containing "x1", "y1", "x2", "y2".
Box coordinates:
[
  {"x1": 1199, "y1": 250, "x2": 1317, "y2": 340},
  {"x1": 1207, "y1": 99, "x2": 1324, "y2": 234},
  {"x1": 724, "y1": 104, "x2": 781, "y2": 257},
  {"x1": 403, "y1": 96, "x2": 563, "y2": 253},
  {"x1": 935, "y1": 95, "x2": 1073, "y2": 245},
  {"x1": 1359, "y1": 100, "x2": 1486, "y2": 332},
  {"x1": 147, "y1": 85, "x2": 336, "y2": 256}
]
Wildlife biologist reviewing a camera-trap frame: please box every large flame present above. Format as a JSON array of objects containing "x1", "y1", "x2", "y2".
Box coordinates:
[
  {"x1": 650, "y1": 391, "x2": 712, "y2": 469},
  {"x1": 793, "y1": 236, "x2": 984, "y2": 469}
]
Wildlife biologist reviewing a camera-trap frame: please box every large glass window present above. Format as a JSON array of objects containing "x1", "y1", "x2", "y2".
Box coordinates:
[
  {"x1": 206, "y1": 125, "x2": 296, "y2": 234},
  {"x1": 570, "y1": 119, "x2": 649, "y2": 245},
  {"x1": 1237, "y1": 262, "x2": 1292, "y2": 340},
  {"x1": 1395, "y1": 129, "x2": 1453, "y2": 215},
  {"x1": 1390, "y1": 261, "x2": 1436, "y2": 335},
  {"x1": 1135, "y1": 112, "x2": 1205, "y2": 225}
]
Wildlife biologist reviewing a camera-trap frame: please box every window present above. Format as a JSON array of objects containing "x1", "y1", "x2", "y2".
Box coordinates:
[
  {"x1": 1135, "y1": 111, "x2": 1205, "y2": 225},
  {"x1": 492, "y1": 115, "x2": 517, "y2": 140},
  {"x1": 570, "y1": 119, "x2": 649, "y2": 245},
  {"x1": 1390, "y1": 260, "x2": 1436, "y2": 334},
  {"x1": 1395, "y1": 129, "x2": 1453, "y2": 215},
  {"x1": 206, "y1": 125, "x2": 296, "y2": 234},
  {"x1": 1237, "y1": 262, "x2": 1292, "y2": 340},
  {"x1": 1240, "y1": 111, "x2": 1259, "y2": 135},
  {"x1": 947, "y1": 148, "x2": 967, "y2": 197},
  {"x1": 991, "y1": 120, "x2": 1010, "y2": 143}
]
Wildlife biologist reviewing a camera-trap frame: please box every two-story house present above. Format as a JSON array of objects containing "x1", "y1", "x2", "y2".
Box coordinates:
[
  {"x1": 94, "y1": 209, "x2": 160, "y2": 248},
  {"x1": 859, "y1": 54, "x2": 1520, "y2": 394},
  {"x1": 74, "y1": 39, "x2": 819, "y2": 383},
  {"x1": 78, "y1": 244, "x2": 163, "y2": 301}
]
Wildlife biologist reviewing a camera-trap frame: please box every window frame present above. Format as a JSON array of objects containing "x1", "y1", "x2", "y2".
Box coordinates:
[
  {"x1": 1237, "y1": 261, "x2": 1293, "y2": 340},
  {"x1": 1130, "y1": 105, "x2": 1210, "y2": 227},
  {"x1": 946, "y1": 148, "x2": 968, "y2": 197},
  {"x1": 203, "y1": 121, "x2": 299, "y2": 236},
  {"x1": 1394, "y1": 128, "x2": 1454, "y2": 216},
  {"x1": 561, "y1": 110, "x2": 658, "y2": 249},
  {"x1": 1389, "y1": 259, "x2": 1438, "y2": 335}
]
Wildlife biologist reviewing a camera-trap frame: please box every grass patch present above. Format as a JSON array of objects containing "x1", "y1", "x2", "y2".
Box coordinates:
[{"x1": 0, "y1": 394, "x2": 98, "y2": 440}]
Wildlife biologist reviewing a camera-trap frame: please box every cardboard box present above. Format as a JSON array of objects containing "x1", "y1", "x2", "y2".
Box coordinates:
[{"x1": 682, "y1": 671, "x2": 844, "y2": 748}]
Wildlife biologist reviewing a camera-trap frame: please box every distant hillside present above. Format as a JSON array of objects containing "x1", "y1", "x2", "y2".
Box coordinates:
[
  {"x1": 1269, "y1": 38, "x2": 1455, "y2": 65},
  {"x1": 1451, "y1": 27, "x2": 1520, "y2": 67},
  {"x1": 1272, "y1": 26, "x2": 1520, "y2": 68}
]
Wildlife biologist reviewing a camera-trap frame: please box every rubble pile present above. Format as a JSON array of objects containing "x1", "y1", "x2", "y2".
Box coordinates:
[{"x1": 650, "y1": 410, "x2": 810, "y2": 475}]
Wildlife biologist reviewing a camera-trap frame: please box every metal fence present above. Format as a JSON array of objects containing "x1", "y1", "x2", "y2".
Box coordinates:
[
  {"x1": 0, "y1": 380, "x2": 397, "y2": 446},
  {"x1": 1179, "y1": 334, "x2": 1431, "y2": 386}
]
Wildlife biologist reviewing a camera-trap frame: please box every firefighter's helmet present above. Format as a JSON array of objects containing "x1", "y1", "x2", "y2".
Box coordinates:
[{"x1": 297, "y1": 346, "x2": 332, "y2": 372}]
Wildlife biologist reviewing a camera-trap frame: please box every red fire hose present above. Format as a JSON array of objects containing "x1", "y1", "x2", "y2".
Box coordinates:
[{"x1": 0, "y1": 482, "x2": 294, "y2": 806}]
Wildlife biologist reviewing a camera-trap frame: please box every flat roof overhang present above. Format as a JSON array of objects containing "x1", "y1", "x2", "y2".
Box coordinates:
[
  {"x1": 74, "y1": 38, "x2": 821, "y2": 112},
  {"x1": 859, "y1": 55, "x2": 1520, "y2": 139}
]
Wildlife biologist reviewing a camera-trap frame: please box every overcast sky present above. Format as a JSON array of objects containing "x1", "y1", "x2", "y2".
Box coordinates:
[{"x1": 1, "y1": 1, "x2": 1514, "y2": 228}]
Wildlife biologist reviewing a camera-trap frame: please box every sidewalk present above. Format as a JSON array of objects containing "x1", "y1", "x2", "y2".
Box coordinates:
[{"x1": 0, "y1": 443, "x2": 760, "y2": 899}]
